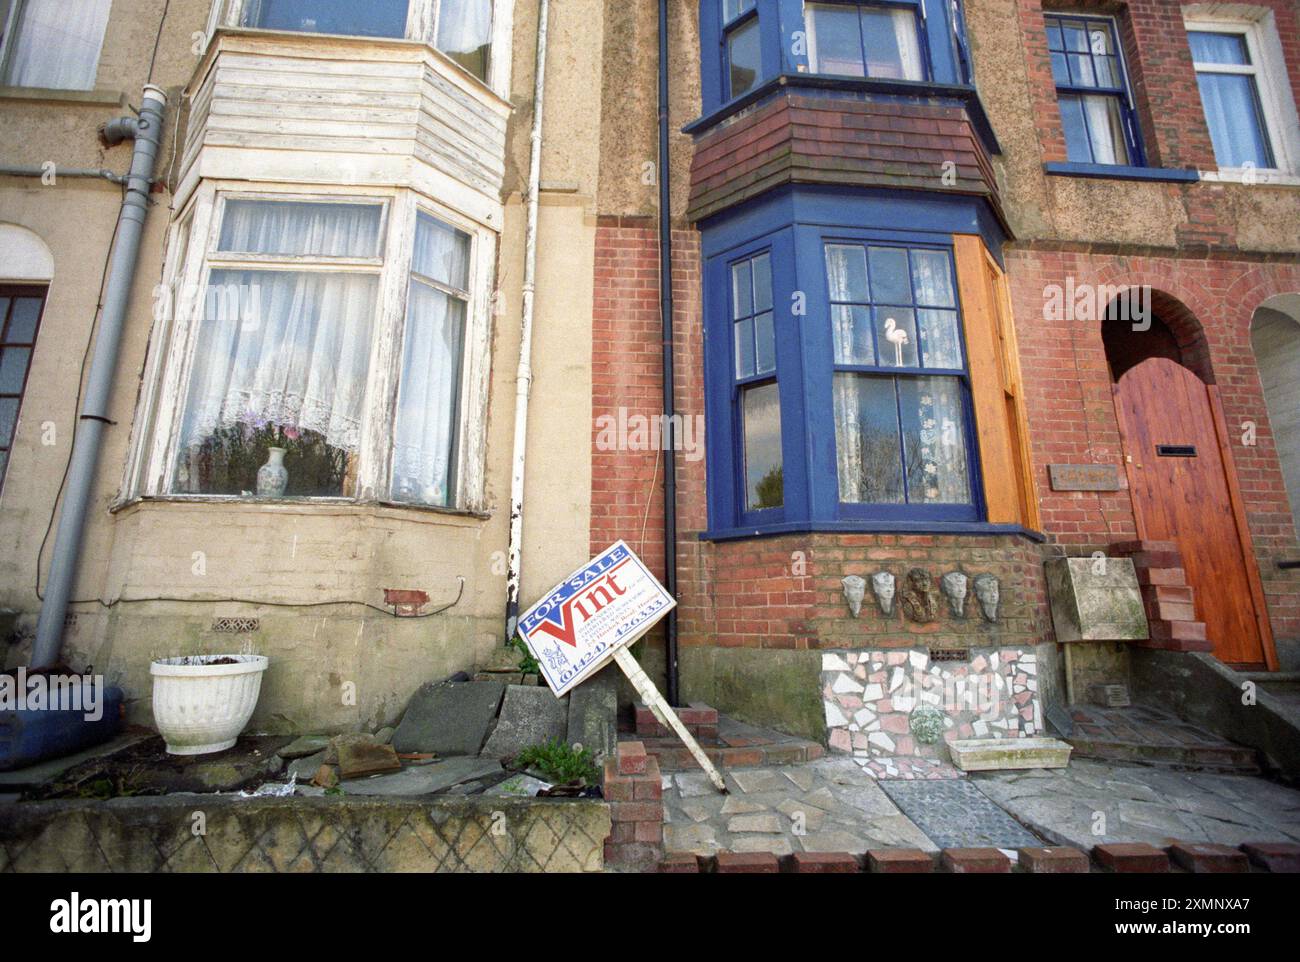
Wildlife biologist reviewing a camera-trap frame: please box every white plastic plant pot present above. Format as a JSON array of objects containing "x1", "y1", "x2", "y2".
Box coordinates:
[{"x1": 150, "y1": 654, "x2": 269, "y2": 756}]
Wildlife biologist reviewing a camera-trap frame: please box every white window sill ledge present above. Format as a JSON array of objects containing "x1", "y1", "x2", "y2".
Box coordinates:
[
  {"x1": 1198, "y1": 168, "x2": 1300, "y2": 187},
  {"x1": 110, "y1": 495, "x2": 490, "y2": 525},
  {"x1": 0, "y1": 85, "x2": 125, "y2": 106}
]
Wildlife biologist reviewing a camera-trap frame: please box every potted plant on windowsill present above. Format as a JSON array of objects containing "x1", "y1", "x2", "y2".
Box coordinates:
[{"x1": 150, "y1": 653, "x2": 269, "y2": 755}]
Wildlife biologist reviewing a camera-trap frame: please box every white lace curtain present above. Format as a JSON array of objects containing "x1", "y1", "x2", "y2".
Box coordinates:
[
  {"x1": 391, "y1": 212, "x2": 470, "y2": 506},
  {"x1": 436, "y1": 0, "x2": 492, "y2": 55},
  {"x1": 1, "y1": 0, "x2": 112, "y2": 90},
  {"x1": 179, "y1": 200, "x2": 382, "y2": 457}
]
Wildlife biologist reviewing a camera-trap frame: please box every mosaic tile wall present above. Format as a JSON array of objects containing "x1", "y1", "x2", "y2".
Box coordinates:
[{"x1": 821, "y1": 648, "x2": 1042, "y2": 779}]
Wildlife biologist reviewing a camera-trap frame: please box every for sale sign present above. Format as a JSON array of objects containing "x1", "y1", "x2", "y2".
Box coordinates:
[{"x1": 517, "y1": 541, "x2": 675, "y2": 697}]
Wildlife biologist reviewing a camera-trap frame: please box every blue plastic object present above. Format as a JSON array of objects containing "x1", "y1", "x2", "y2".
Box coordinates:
[{"x1": 0, "y1": 685, "x2": 124, "y2": 772}]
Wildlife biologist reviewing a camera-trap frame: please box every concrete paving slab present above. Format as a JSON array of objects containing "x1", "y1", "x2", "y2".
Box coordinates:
[
  {"x1": 341, "y1": 757, "x2": 504, "y2": 797},
  {"x1": 481, "y1": 685, "x2": 567, "y2": 758},
  {"x1": 393, "y1": 680, "x2": 505, "y2": 756},
  {"x1": 0, "y1": 733, "x2": 148, "y2": 790}
]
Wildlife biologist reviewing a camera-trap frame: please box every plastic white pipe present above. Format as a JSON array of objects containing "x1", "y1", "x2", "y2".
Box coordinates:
[{"x1": 504, "y1": 0, "x2": 550, "y2": 642}]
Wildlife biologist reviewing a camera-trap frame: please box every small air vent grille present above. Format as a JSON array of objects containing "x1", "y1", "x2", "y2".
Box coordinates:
[
  {"x1": 930, "y1": 647, "x2": 970, "y2": 663},
  {"x1": 212, "y1": 617, "x2": 260, "y2": 634}
]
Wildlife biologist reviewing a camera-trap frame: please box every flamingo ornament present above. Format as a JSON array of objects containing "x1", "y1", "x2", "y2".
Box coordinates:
[{"x1": 884, "y1": 316, "x2": 910, "y2": 366}]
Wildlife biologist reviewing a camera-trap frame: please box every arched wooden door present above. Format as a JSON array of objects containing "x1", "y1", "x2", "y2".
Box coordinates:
[{"x1": 1114, "y1": 357, "x2": 1275, "y2": 668}]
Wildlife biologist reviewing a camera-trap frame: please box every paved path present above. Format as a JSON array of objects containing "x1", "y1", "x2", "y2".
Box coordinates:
[
  {"x1": 974, "y1": 759, "x2": 1300, "y2": 849},
  {"x1": 663, "y1": 755, "x2": 1300, "y2": 856},
  {"x1": 664, "y1": 758, "x2": 937, "y2": 855}
]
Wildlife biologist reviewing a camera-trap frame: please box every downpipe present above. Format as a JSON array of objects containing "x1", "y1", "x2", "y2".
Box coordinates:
[
  {"x1": 658, "y1": 0, "x2": 680, "y2": 705},
  {"x1": 503, "y1": 0, "x2": 551, "y2": 643},
  {"x1": 31, "y1": 85, "x2": 168, "y2": 668}
]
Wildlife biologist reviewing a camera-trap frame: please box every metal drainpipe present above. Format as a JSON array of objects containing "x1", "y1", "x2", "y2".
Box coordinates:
[
  {"x1": 503, "y1": 0, "x2": 551, "y2": 643},
  {"x1": 658, "y1": 0, "x2": 680, "y2": 706},
  {"x1": 32, "y1": 85, "x2": 168, "y2": 668}
]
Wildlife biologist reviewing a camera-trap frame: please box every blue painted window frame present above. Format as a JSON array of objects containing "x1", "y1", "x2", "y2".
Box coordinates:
[
  {"x1": 699, "y1": 0, "x2": 967, "y2": 114},
  {"x1": 806, "y1": 228, "x2": 983, "y2": 523},
  {"x1": 801, "y1": 0, "x2": 931, "y2": 82},
  {"x1": 1045, "y1": 13, "x2": 1146, "y2": 167},
  {"x1": 702, "y1": 191, "x2": 994, "y2": 536}
]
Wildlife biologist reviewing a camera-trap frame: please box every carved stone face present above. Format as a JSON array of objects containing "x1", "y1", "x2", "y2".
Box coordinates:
[
  {"x1": 941, "y1": 571, "x2": 969, "y2": 619},
  {"x1": 973, "y1": 573, "x2": 1000, "y2": 623},
  {"x1": 842, "y1": 575, "x2": 867, "y2": 618},
  {"x1": 901, "y1": 569, "x2": 941, "y2": 624},
  {"x1": 870, "y1": 571, "x2": 896, "y2": 616}
]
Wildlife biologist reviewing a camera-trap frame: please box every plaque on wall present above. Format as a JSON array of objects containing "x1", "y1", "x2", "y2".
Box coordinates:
[{"x1": 1048, "y1": 463, "x2": 1122, "y2": 492}]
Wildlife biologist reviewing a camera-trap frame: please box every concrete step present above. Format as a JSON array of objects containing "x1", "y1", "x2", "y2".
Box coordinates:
[{"x1": 1065, "y1": 704, "x2": 1262, "y2": 774}]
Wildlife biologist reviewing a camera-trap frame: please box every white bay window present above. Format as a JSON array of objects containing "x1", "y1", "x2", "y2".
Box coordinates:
[{"x1": 131, "y1": 187, "x2": 494, "y2": 512}]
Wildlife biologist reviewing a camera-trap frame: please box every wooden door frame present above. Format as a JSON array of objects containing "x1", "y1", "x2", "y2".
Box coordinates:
[{"x1": 1112, "y1": 373, "x2": 1280, "y2": 671}]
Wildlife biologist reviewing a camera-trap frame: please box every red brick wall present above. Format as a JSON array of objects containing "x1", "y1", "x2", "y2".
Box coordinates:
[{"x1": 1008, "y1": 247, "x2": 1300, "y2": 640}]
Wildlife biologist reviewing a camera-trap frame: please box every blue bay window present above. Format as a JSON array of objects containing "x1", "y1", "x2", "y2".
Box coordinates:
[
  {"x1": 701, "y1": 186, "x2": 1020, "y2": 539},
  {"x1": 699, "y1": 0, "x2": 970, "y2": 114}
]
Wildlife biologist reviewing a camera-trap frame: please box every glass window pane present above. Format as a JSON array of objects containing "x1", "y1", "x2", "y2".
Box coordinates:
[
  {"x1": 1087, "y1": 27, "x2": 1113, "y2": 56},
  {"x1": 1196, "y1": 72, "x2": 1274, "y2": 168},
  {"x1": 724, "y1": 0, "x2": 756, "y2": 22},
  {"x1": 391, "y1": 282, "x2": 466, "y2": 507},
  {"x1": 868, "y1": 246, "x2": 912, "y2": 304},
  {"x1": 1046, "y1": 23, "x2": 1064, "y2": 52},
  {"x1": 832, "y1": 305, "x2": 874, "y2": 365},
  {"x1": 1094, "y1": 55, "x2": 1120, "y2": 88},
  {"x1": 860, "y1": 8, "x2": 923, "y2": 81},
  {"x1": 436, "y1": 0, "x2": 492, "y2": 80},
  {"x1": 742, "y1": 382, "x2": 783, "y2": 510},
  {"x1": 910, "y1": 249, "x2": 956, "y2": 307},
  {"x1": 412, "y1": 212, "x2": 471, "y2": 290},
  {"x1": 0, "y1": 397, "x2": 17, "y2": 447},
  {"x1": 218, "y1": 200, "x2": 384, "y2": 258},
  {"x1": 1188, "y1": 31, "x2": 1249, "y2": 66},
  {"x1": 734, "y1": 320, "x2": 755, "y2": 379},
  {"x1": 834, "y1": 374, "x2": 903, "y2": 504},
  {"x1": 0, "y1": 347, "x2": 30, "y2": 393},
  {"x1": 0, "y1": 451, "x2": 8, "y2": 484},
  {"x1": 874, "y1": 307, "x2": 918, "y2": 368},
  {"x1": 755, "y1": 311, "x2": 776, "y2": 374},
  {"x1": 808, "y1": 3, "x2": 865, "y2": 76},
  {"x1": 826, "y1": 244, "x2": 869, "y2": 302},
  {"x1": 752, "y1": 253, "x2": 773, "y2": 312},
  {"x1": 898, "y1": 377, "x2": 971, "y2": 504},
  {"x1": 0, "y1": 0, "x2": 111, "y2": 90},
  {"x1": 1068, "y1": 53, "x2": 1096, "y2": 87},
  {"x1": 173, "y1": 269, "x2": 379, "y2": 497},
  {"x1": 727, "y1": 16, "x2": 762, "y2": 97},
  {"x1": 1059, "y1": 95, "x2": 1094, "y2": 162},
  {"x1": 0, "y1": 299, "x2": 9, "y2": 339},
  {"x1": 918, "y1": 309, "x2": 963, "y2": 369},
  {"x1": 732, "y1": 260, "x2": 753, "y2": 318},
  {"x1": 245, "y1": 0, "x2": 410, "y2": 38},
  {"x1": 1081, "y1": 94, "x2": 1130, "y2": 164},
  {"x1": 1063, "y1": 23, "x2": 1089, "y2": 52}
]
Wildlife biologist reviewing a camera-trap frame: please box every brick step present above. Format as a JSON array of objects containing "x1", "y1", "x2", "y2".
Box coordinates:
[
  {"x1": 626, "y1": 735, "x2": 826, "y2": 771},
  {"x1": 1066, "y1": 737, "x2": 1261, "y2": 774}
]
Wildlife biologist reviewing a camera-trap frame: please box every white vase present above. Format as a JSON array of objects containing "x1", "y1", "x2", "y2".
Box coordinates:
[
  {"x1": 257, "y1": 447, "x2": 288, "y2": 498},
  {"x1": 150, "y1": 655, "x2": 269, "y2": 755}
]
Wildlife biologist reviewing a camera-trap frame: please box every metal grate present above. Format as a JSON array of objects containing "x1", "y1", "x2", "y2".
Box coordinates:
[
  {"x1": 211, "y1": 617, "x2": 260, "y2": 634},
  {"x1": 930, "y1": 647, "x2": 971, "y2": 663}
]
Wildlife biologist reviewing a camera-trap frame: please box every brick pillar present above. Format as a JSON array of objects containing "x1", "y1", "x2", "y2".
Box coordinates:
[
  {"x1": 602, "y1": 741, "x2": 664, "y2": 871},
  {"x1": 1112, "y1": 541, "x2": 1212, "y2": 653}
]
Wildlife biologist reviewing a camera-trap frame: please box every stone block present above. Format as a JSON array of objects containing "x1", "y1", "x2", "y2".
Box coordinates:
[
  {"x1": 941, "y1": 848, "x2": 1011, "y2": 873},
  {"x1": 1019, "y1": 847, "x2": 1089, "y2": 873},
  {"x1": 714, "y1": 852, "x2": 780, "y2": 874},
  {"x1": 392, "y1": 680, "x2": 505, "y2": 756},
  {"x1": 1168, "y1": 842, "x2": 1249, "y2": 873},
  {"x1": 1241, "y1": 842, "x2": 1300, "y2": 873},
  {"x1": 1046, "y1": 557, "x2": 1149, "y2": 642},
  {"x1": 1094, "y1": 842, "x2": 1170, "y2": 872},
  {"x1": 947, "y1": 737, "x2": 1072, "y2": 772},
  {"x1": 337, "y1": 741, "x2": 402, "y2": 780},
  {"x1": 788, "y1": 852, "x2": 860, "y2": 873},
  {"x1": 866, "y1": 848, "x2": 934, "y2": 873},
  {"x1": 567, "y1": 664, "x2": 618, "y2": 759},
  {"x1": 481, "y1": 685, "x2": 568, "y2": 758}
]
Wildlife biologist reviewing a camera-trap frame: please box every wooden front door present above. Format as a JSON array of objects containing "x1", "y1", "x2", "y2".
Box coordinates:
[{"x1": 1114, "y1": 357, "x2": 1273, "y2": 668}]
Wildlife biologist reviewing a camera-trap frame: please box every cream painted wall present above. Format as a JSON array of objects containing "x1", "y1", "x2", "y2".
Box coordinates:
[
  {"x1": 0, "y1": 0, "x2": 605, "y2": 732},
  {"x1": 1253, "y1": 304, "x2": 1300, "y2": 530}
]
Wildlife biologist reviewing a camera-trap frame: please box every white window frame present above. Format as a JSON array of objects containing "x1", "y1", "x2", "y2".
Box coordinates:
[
  {"x1": 0, "y1": 0, "x2": 111, "y2": 91},
  {"x1": 211, "y1": 0, "x2": 512, "y2": 97},
  {"x1": 1184, "y1": 6, "x2": 1300, "y2": 182},
  {"x1": 125, "y1": 182, "x2": 497, "y2": 514}
]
